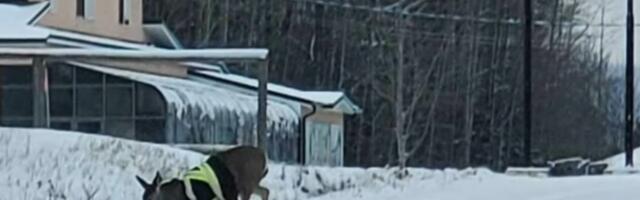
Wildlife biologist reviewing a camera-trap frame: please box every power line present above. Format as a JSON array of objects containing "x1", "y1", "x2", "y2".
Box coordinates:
[{"x1": 297, "y1": 0, "x2": 640, "y2": 28}]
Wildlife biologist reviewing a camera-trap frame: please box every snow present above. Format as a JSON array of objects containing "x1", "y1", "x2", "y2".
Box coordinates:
[
  {"x1": 0, "y1": 127, "x2": 204, "y2": 200},
  {"x1": 0, "y1": 26, "x2": 49, "y2": 40},
  {"x1": 0, "y1": 2, "x2": 49, "y2": 25},
  {"x1": 195, "y1": 71, "x2": 341, "y2": 105},
  {"x1": 0, "y1": 47, "x2": 269, "y2": 60},
  {"x1": 2, "y1": 127, "x2": 640, "y2": 200},
  {"x1": 194, "y1": 70, "x2": 362, "y2": 114},
  {"x1": 0, "y1": 2, "x2": 50, "y2": 40},
  {"x1": 600, "y1": 147, "x2": 640, "y2": 172},
  {"x1": 40, "y1": 26, "x2": 157, "y2": 50},
  {"x1": 143, "y1": 23, "x2": 184, "y2": 49},
  {"x1": 310, "y1": 173, "x2": 640, "y2": 200}
]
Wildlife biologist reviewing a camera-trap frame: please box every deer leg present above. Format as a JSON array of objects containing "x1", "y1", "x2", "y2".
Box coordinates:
[
  {"x1": 240, "y1": 192, "x2": 251, "y2": 200},
  {"x1": 254, "y1": 185, "x2": 270, "y2": 200}
]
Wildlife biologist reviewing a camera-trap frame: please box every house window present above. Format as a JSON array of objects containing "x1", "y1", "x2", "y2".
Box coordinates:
[
  {"x1": 76, "y1": 0, "x2": 84, "y2": 17},
  {"x1": 76, "y1": 0, "x2": 95, "y2": 19},
  {"x1": 119, "y1": 0, "x2": 131, "y2": 25},
  {"x1": 0, "y1": 66, "x2": 34, "y2": 128}
]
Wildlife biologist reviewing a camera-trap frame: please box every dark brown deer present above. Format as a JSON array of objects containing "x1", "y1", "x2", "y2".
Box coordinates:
[{"x1": 135, "y1": 146, "x2": 269, "y2": 200}]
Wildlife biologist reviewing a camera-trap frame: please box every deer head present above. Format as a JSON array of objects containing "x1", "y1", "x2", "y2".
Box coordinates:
[
  {"x1": 135, "y1": 172, "x2": 163, "y2": 200},
  {"x1": 136, "y1": 172, "x2": 188, "y2": 200}
]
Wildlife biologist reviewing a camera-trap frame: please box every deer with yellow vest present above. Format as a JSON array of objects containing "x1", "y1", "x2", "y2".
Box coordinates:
[{"x1": 135, "y1": 146, "x2": 269, "y2": 200}]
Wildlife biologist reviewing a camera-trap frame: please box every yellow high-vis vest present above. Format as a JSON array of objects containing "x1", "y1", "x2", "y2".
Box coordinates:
[{"x1": 184, "y1": 163, "x2": 225, "y2": 200}]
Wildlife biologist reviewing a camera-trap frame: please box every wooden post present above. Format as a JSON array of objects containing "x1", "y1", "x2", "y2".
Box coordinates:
[
  {"x1": 32, "y1": 57, "x2": 49, "y2": 128},
  {"x1": 257, "y1": 61, "x2": 269, "y2": 152}
]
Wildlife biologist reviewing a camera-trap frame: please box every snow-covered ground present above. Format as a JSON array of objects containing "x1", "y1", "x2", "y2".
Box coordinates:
[{"x1": 1, "y1": 127, "x2": 640, "y2": 200}]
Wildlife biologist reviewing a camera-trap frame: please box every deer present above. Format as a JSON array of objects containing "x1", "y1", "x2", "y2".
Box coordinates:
[{"x1": 135, "y1": 146, "x2": 270, "y2": 200}]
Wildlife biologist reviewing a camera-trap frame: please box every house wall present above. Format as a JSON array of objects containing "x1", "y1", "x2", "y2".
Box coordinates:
[
  {"x1": 36, "y1": 0, "x2": 147, "y2": 42},
  {"x1": 303, "y1": 106, "x2": 345, "y2": 166},
  {"x1": 305, "y1": 107, "x2": 344, "y2": 125}
]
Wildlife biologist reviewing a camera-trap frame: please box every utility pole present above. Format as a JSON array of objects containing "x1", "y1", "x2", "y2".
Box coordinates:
[
  {"x1": 626, "y1": 0, "x2": 634, "y2": 167},
  {"x1": 523, "y1": 0, "x2": 533, "y2": 166}
]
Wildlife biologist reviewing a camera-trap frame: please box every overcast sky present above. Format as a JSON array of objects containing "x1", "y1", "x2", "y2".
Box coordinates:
[{"x1": 582, "y1": 0, "x2": 640, "y2": 66}]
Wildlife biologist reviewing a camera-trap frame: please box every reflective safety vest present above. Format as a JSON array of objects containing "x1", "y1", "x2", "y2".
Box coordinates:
[{"x1": 184, "y1": 162, "x2": 225, "y2": 200}]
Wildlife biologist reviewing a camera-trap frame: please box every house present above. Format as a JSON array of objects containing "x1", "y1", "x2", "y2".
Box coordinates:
[{"x1": 0, "y1": 0, "x2": 361, "y2": 166}]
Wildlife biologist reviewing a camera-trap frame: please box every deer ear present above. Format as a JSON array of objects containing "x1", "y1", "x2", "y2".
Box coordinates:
[
  {"x1": 136, "y1": 175, "x2": 150, "y2": 189},
  {"x1": 153, "y1": 172, "x2": 162, "y2": 185}
]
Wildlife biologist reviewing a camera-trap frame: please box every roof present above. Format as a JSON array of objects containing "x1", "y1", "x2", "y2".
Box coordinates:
[
  {"x1": 193, "y1": 70, "x2": 362, "y2": 114},
  {"x1": 0, "y1": 2, "x2": 49, "y2": 41},
  {"x1": 143, "y1": 23, "x2": 183, "y2": 49},
  {"x1": 0, "y1": 47, "x2": 269, "y2": 60},
  {"x1": 0, "y1": 1, "x2": 49, "y2": 25},
  {"x1": 68, "y1": 61, "x2": 300, "y2": 128}
]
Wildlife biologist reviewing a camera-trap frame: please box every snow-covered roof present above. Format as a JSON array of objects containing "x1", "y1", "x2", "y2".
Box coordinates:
[
  {"x1": 193, "y1": 70, "x2": 362, "y2": 114},
  {"x1": 0, "y1": 47, "x2": 269, "y2": 60},
  {"x1": 41, "y1": 26, "x2": 156, "y2": 49},
  {"x1": 0, "y1": 26, "x2": 49, "y2": 41},
  {"x1": 0, "y1": 2, "x2": 50, "y2": 41},
  {"x1": 68, "y1": 61, "x2": 300, "y2": 126},
  {"x1": 143, "y1": 23, "x2": 183, "y2": 49},
  {"x1": 0, "y1": 2, "x2": 49, "y2": 25}
]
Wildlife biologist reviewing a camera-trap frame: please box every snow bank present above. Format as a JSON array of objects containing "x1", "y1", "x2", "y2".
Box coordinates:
[
  {"x1": 4, "y1": 127, "x2": 640, "y2": 200},
  {"x1": 0, "y1": 128, "x2": 204, "y2": 200},
  {"x1": 0, "y1": 128, "x2": 495, "y2": 200},
  {"x1": 600, "y1": 147, "x2": 640, "y2": 172}
]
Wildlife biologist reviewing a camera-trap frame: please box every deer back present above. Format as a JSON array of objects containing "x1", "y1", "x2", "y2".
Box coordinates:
[{"x1": 217, "y1": 146, "x2": 268, "y2": 196}]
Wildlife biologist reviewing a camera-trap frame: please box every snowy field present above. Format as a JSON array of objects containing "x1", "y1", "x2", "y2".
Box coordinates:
[{"x1": 1, "y1": 127, "x2": 640, "y2": 200}]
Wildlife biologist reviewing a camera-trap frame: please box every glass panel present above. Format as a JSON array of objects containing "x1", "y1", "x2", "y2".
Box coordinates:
[
  {"x1": 51, "y1": 121, "x2": 72, "y2": 130},
  {"x1": 50, "y1": 88, "x2": 73, "y2": 117},
  {"x1": 75, "y1": 67, "x2": 102, "y2": 84},
  {"x1": 106, "y1": 119, "x2": 134, "y2": 139},
  {"x1": 135, "y1": 119, "x2": 166, "y2": 143},
  {"x1": 106, "y1": 74, "x2": 131, "y2": 84},
  {"x1": 1, "y1": 88, "x2": 33, "y2": 117},
  {"x1": 48, "y1": 63, "x2": 73, "y2": 86},
  {"x1": 0, "y1": 119, "x2": 33, "y2": 127},
  {"x1": 76, "y1": 87, "x2": 103, "y2": 117},
  {"x1": 77, "y1": 121, "x2": 101, "y2": 134},
  {"x1": 76, "y1": 0, "x2": 84, "y2": 17},
  {"x1": 135, "y1": 83, "x2": 165, "y2": 116},
  {"x1": 106, "y1": 87, "x2": 132, "y2": 117},
  {"x1": 0, "y1": 66, "x2": 32, "y2": 85}
]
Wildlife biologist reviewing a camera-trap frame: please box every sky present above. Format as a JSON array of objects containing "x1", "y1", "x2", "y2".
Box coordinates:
[{"x1": 582, "y1": 0, "x2": 640, "y2": 66}]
